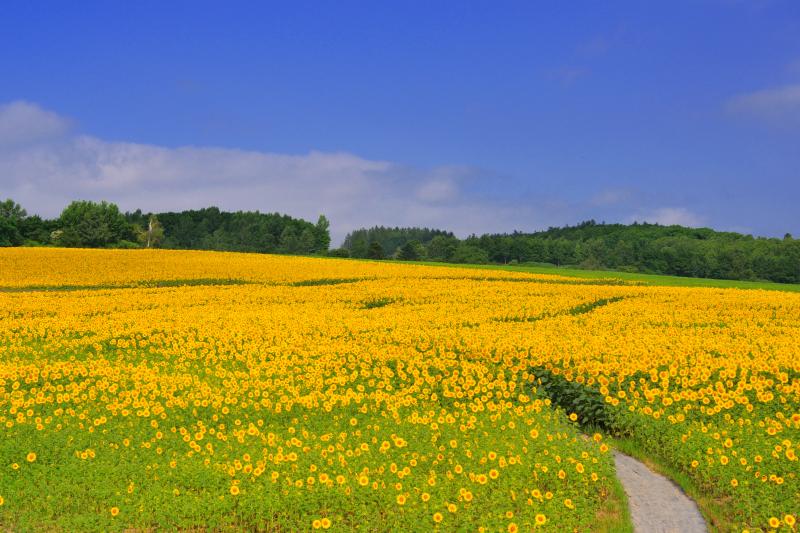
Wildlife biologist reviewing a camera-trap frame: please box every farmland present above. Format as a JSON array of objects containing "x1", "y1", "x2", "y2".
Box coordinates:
[{"x1": 0, "y1": 248, "x2": 798, "y2": 531}]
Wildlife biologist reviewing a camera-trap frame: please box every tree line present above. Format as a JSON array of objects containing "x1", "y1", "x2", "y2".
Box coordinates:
[
  {"x1": 4, "y1": 198, "x2": 799, "y2": 284},
  {"x1": 338, "y1": 221, "x2": 800, "y2": 284},
  {"x1": 0, "y1": 199, "x2": 331, "y2": 255},
  {"x1": 335, "y1": 226, "x2": 491, "y2": 264}
]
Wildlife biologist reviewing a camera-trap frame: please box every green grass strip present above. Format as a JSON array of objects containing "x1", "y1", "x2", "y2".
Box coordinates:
[
  {"x1": 289, "y1": 278, "x2": 367, "y2": 287},
  {"x1": 383, "y1": 259, "x2": 800, "y2": 292},
  {"x1": 0, "y1": 278, "x2": 252, "y2": 293}
]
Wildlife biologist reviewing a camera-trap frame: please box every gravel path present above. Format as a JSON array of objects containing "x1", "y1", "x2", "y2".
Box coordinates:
[{"x1": 614, "y1": 451, "x2": 707, "y2": 533}]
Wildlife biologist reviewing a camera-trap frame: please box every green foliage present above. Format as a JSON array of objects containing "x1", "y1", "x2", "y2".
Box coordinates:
[
  {"x1": 300, "y1": 228, "x2": 317, "y2": 254},
  {"x1": 314, "y1": 215, "x2": 331, "y2": 252},
  {"x1": 107, "y1": 240, "x2": 140, "y2": 249},
  {"x1": 0, "y1": 218, "x2": 22, "y2": 247},
  {"x1": 471, "y1": 220, "x2": 800, "y2": 283},
  {"x1": 427, "y1": 235, "x2": 460, "y2": 261},
  {"x1": 58, "y1": 200, "x2": 132, "y2": 248},
  {"x1": 0, "y1": 278, "x2": 251, "y2": 293},
  {"x1": 17, "y1": 215, "x2": 53, "y2": 245},
  {"x1": 360, "y1": 297, "x2": 397, "y2": 309},
  {"x1": 347, "y1": 220, "x2": 800, "y2": 284},
  {"x1": 126, "y1": 207, "x2": 329, "y2": 255},
  {"x1": 532, "y1": 367, "x2": 613, "y2": 430},
  {"x1": 327, "y1": 248, "x2": 351, "y2": 258},
  {"x1": 0, "y1": 199, "x2": 27, "y2": 221},
  {"x1": 451, "y1": 244, "x2": 489, "y2": 264},
  {"x1": 290, "y1": 278, "x2": 364, "y2": 287},
  {"x1": 568, "y1": 296, "x2": 625, "y2": 316},
  {"x1": 0, "y1": 199, "x2": 28, "y2": 246},
  {"x1": 3, "y1": 199, "x2": 331, "y2": 254},
  {"x1": 5, "y1": 194, "x2": 799, "y2": 284},
  {"x1": 343, "y1": 226, "x2": 455, "y2": 259},
  {"x1": 133, "y1": 215, "x2": 165, "y2": 248},
  {"x1": 367, "y1": 241, "x2": 385, "y2": 260},
  {"x1": 396, "y1": 240, "x2": 426, "y2": 261}
]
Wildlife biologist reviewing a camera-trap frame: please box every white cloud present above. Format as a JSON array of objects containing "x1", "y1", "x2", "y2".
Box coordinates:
[
  {"x1": 1, "y1": 102, "x2": 582, "y2": 244},
  {"x1": 726, "y1": 84, "x2": 800, "y2": 123},
  {"x1": 0, "y1": 100, "x2": 71, "y2": 146},
  {"x1": 415, "y1": 175, "x2": 459, "y2": 203},
  {"x1": 630, "y1": 207, "x2": 705, "y2": 227},
  {"x1": 3, "y1": 101, "x2": 736, "y2": 244}
]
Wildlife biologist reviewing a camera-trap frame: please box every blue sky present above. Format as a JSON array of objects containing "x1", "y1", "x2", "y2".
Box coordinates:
[{"x1": 1, "y1": 1, "x2": 799, "y2": 242}]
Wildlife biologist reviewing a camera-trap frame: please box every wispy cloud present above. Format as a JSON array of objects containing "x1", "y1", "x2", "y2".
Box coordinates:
[
  {"x1": 0, "y1": 101, "x2": 735, "y2": 243},
  {"x1": 726, "y1": 83, "x2": 800, "y2": 123},
  {"x1": 0, "y1": 101, "x2": 581, "y2": 243},
  {"x1": 415, "y1": 174, "x2": 460, "y2": 203},
  {"x1": 0, "y1": 100, "x2": 71, "y2": 146}
]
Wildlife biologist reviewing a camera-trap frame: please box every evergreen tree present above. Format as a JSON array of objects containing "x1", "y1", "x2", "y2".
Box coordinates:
[{"x1": 367, "y1": 241, "x2": 385, "y2": 260}]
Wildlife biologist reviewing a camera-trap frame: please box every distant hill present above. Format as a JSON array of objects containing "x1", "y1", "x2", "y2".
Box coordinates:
[{"x1": 341, "y1": 221, "x2": 800, "y2": 284}]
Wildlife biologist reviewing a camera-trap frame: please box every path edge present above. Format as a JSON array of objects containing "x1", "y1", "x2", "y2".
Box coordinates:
[{"x1": 610, "y1": 436, "x2": 732, "y2": 532}]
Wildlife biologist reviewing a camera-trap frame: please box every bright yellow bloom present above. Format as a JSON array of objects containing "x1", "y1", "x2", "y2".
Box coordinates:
[{"x1": 1, "y1": 248, "x2": 798, "y2": 530}]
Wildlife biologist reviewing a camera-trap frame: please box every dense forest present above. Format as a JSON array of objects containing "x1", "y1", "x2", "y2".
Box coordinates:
[
  {"x1": 126, "y1": 208, "x2": 330, "y2": 254},
  {"x1": 0, "y1": 199, "x2": 330, "y2": 255},
  {"x1": 339, "y1": 221, "x2": 800, "y2": 283}
]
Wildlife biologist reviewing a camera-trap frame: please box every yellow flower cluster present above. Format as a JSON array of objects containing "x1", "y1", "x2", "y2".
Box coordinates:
[{"x1": 0, "y1": 248, "x2": 796, "y2": 530}]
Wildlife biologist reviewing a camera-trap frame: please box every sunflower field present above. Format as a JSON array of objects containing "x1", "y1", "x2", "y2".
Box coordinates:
[{"x1": 0, "y1": 248, "x2": 797, "y2": 531}]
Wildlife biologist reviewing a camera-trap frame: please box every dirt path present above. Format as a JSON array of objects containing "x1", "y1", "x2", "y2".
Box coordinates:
[{"x1": 614, "y1": 451, "x2": 707, "y2": 533}]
